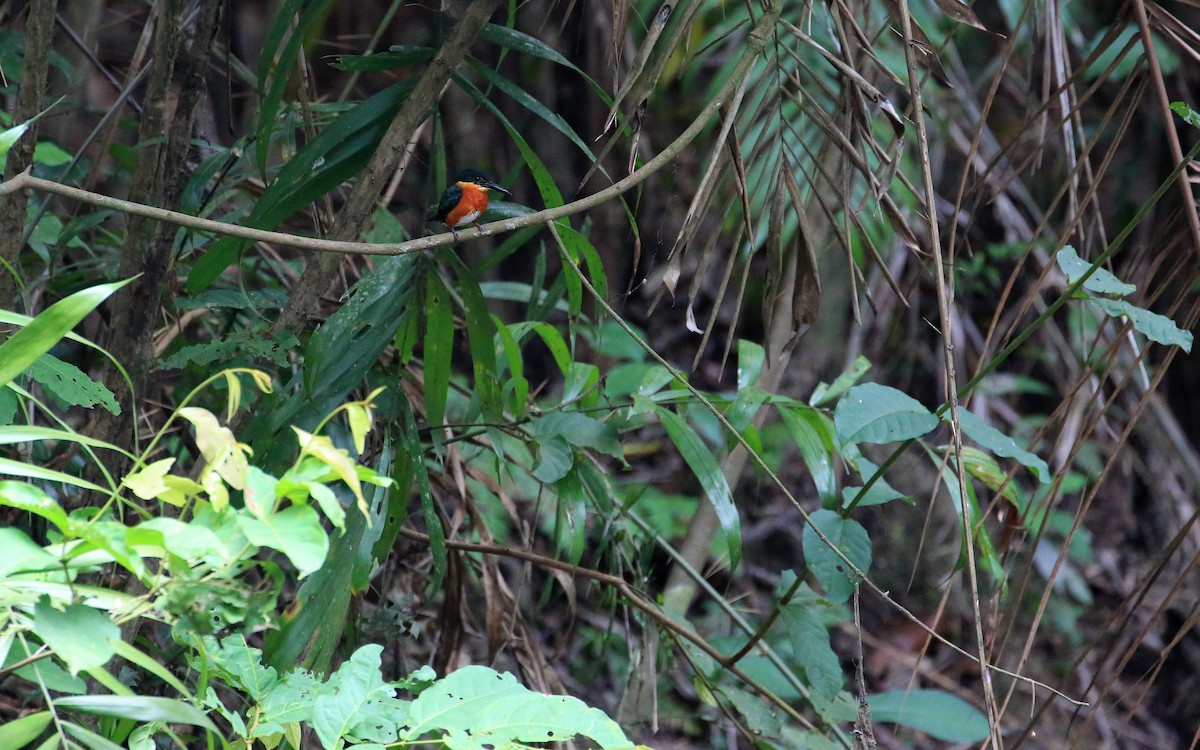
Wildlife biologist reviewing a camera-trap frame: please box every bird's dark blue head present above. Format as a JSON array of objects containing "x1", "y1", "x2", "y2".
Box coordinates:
[{"x1": 454, "y1": 168, "x2": 510, "y2": 195}]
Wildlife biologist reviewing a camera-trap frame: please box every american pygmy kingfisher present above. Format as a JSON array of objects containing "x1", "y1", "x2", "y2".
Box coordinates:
[{"x1": 426, "y1": 168, "x2": 511, "y2": 238}]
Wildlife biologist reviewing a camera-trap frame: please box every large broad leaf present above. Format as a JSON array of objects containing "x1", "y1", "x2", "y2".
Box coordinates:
[
  {"x1": 656, "y1": 406, "x2": 741, "y2": 571},
  {"x1": 188, "y1": 81, "x2": 415, "y2": 294},
  {"x1": 33, "y1": 598, "x2": 120, "y2": 674},
  {"x1": 801, "y1": 509, "x2": 871, "y2": 603},
  {"x1": 954, "y1": 407, "x2": 1050, "y2": 483},
  {"x1": 866, "y1": 689, "x2": 989, "y2": 742},
  {"x1": 403, "y1": 665, "x2": 631, "y2": 749},
  {"x1": 0, "y1": 278, "x2": 133, "y2": 389},
  {"x1": 312, "y1": 645, "x2": 408, "y2": 748},
  {"x1": 236, "y1": 503, "x2": 329, "y2": 577},
  {"x1": 834, "y1": 383, "x2": 938, "y2": 446}
]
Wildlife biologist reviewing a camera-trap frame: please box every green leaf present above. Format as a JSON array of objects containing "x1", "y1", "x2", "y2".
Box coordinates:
[
  {"x1": 834, "y1": 383, "x2": 938, "y2": 445},
  {"x1": 334, "y1": 47, "x2": 435, "y2": 70},
  {"x1": 810, "y1": 355, "x2": 871, "y2": 406},
  {"x1": 737, "y1": 340, "x2": 765, "y2": 389},
  {"x1": 466, "y1": 58, "x2": 597, "y2": 163},
  {"x1": 1055, "y1": 246, "x2": 1136, "y2": 296},
  {"x1": 255, "y1": 0, "x2": 338, "y2": 173},
  {"x1": 0, "y1": 121, "x2": 30, "y2": 171},
  {"x1": 402, "y1": 400, "x2": 444, "y2": 591},
  {"x1": 0, "y1": 481, "x2": 70, "y2": 532},
  {"x1": 777, "y1": 405, "x2": 838, "y2": 506},
  {"x1": 532, "y1": 436, "x2": 574, "y2": 484},
  {"x1": 1088, "y1": 297, "x2": 1193, "y2": 352},
  {"x1": 53, "y1": 696, "x2": 216, "y2": 730},
  {"x1": 802, "y1": 509, "x2": 872, "y2": 603},
  {"x1": 0, "y1": 278, "x2": 133, "y2": 390},
  {"x1": 1171, "y1": 100, "x2": 1200, "y2": 128},
  {"x1": 445, "y1": 253, "x2": 502, "y2": 421},
  {"x1": 954, "y1": 407, "x2": 1050, "y2": 483},
  {"x1": 0, "y1": 527, "x2": 57, "y2": 577},
  {"x1": 868, "y1": 689, "x2": 989, "y2": 742},
  {"x1": 530, "y1": 412, "x2": 623, "y2": 460},
  {"x1": 189, "y1": 82, "x2": 414, "y2": 293},
  {"x1": 480, "y1": 24, "x2": 583, "y2": 73},
  {"x1": 657, "y1": 406, "x2": 741, "y2": 571},
  {"x1": 780, "y1": 601, "x2": 843, "y2": 701},
  {"x1": 237, "y1": 504, "x2": 329, "y2": 577},
  {"x1": 33, "y1": 597, "x2": 119, "y2": 674},
  {"x1": 26, "y1": 354, "x2": 119, "y2": 415},
  {"x1": 0, "y1": 711, "x2": 51, "y2": 749},
  {"x1": 424, "y1": 268, "x2": 454, "y2": 437},
  {"x1": 312, "y1": 645, "x2": 407, "y2": 747},
  {"x1": 722, "y1": 686, "x2": 781, "y2": 741},
  {"x1": 403, "y1": 665, "x2": 630, "y2": 749}
]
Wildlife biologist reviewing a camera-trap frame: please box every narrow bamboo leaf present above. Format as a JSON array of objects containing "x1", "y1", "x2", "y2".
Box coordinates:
[
  {"x1": 737, "y1": 340, "x2": 765, "y2": 389},
  {"x1": 189, "y1": 82, "x2": 414, "y2": 294},
  {"x1": 834, "y1": 383, "x2": 938, "y2": 445},
  {"x1": 0, "y1": 711, "x2": 51, "y2": 748},
  {"x1": 0, "y1": 278, "x2": 132, "y2": 389},
  {"x1": 424, "y1": 269, "x2": 454, "y2": 437},
  {"x1": 0, "y1": 481, "x2": 70, "y2": 532},
  {"x1": 954, "y1": 407, "x2": 1050, "y2": 483},
  {"x1": 0, "y1": 121, "x2": 30, "y2": 170},
  {"x1": 256, "y1": 0, "x2": 338, "y2": 173},
  {"x1": 0, "y1": 527, "x2": 57, "y2": 577},
  {"x1": 656, "y1": 406, "x2": 741, "y2": 570},
  {"x1": 810, "y1": 355, "x2": 871, "y2": 406},
  {"x1": 54, "y1": 696, "x2": 216, "y2": 730},
  {"x1": 333, "y1": 47, "x2": 435, "y2": 70},
  {"x1": 801, "y1": 509, "x2": 871, "y2": 603},
  {"x1": 0, "y1": 459, "x2": 107, "y2": 493},
  {"x1": 444, "y1": 253, "x2": 501, "y2": 422},
  {"x1": 778, "y1": 406, "x2": 838, "y2": 506},
  {"x1": 466, "y1": 58, "x2": 597, "y2": 161},
  {"x1": 1055, "y1": 246, "x2": 1136, "y2": 296},
  {"x1": 61, "y1": 721, "x2": 126, "y2": 750},
  {"x1": 402, "y1": 401, "x2": 443, "y2": 590},
  {"x1": 1088, "y1": 297, "x2": 1193, "y2": 352}
]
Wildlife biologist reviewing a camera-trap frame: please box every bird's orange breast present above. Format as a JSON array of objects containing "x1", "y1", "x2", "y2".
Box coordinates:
[{"x1": 445, "y1": 183, "x2": 491, "y2": 228}]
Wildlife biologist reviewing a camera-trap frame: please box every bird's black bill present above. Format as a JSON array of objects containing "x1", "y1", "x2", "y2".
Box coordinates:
[{"x1": 481, "y1": 180, "x2": 511, "y2": 196}]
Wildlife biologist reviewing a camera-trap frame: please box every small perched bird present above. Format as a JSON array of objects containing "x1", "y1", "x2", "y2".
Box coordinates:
[{"x1": 426, "y1": 168, "x2": 511, "y2": 238}]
